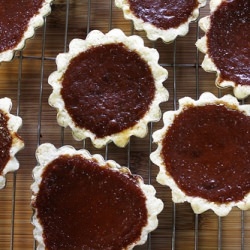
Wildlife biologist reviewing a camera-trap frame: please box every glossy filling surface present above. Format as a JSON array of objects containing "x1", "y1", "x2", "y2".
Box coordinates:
[
  {"x1": 61, "y1": 43, "x2": 155, "y2": 138},
  {"x1": 34, "y1": 155, "x2": 148, "y2": 249},
  {"x1": 0, "y1": 0, "x2": 43, "y2": 53},
  {"x1": 0, "y1": 111, "x2": 11, "y2": 174},
  {"x1": 207, "y1": 0, "x2": 250, "y2": 86},
  {"x1": 127, "y1": 0, "x2": 199, "y2": 30},
  {"x1": 161, "y1": 104, "x2": 250, "y2": 203}
]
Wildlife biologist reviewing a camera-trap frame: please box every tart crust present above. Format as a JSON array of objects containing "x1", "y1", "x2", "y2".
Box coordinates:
[
  {"x1": 48, "y1": 28, "x2": 168, "y2": 148},
  {"x1": 115, "y1": 0, "x2": 206, "y2": 43},
  {"x1": 0, "y1": 97, "x2": 24, "y2": 189},
  {"x1": 196, "y1": 0, "x2": 250, "y2": 99},
  {"x1": 31, "y1": 143, "x2": 163, "y2": 250},
  {"x1": 150, "y1": 92, "x2": 250, "y2": 216},
  {"x1": 0, "y1": 0, "x2": 53, "y2": 63}
]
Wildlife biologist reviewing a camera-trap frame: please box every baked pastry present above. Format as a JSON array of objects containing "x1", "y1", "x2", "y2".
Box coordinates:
[
  {"x1": 115, "y1": 0, "x2": 207, "y2": 43},
  {"x1": 0, "y1": 0, "x2": 53, "y2": 63},
  {"x1": 150, "y1": 92, "x2": 250, "y2": 216},
  {"x1": 48, "y1": 28, "x2": 168, "y2": 148},
  {"x1": 31, "y1": 143, "x2": 163, "y2": 250},
  {"x1": 196, "y1": 0, "x2": 250, "y2": 99},
  {"x1": 0, "y1": 97, "x2": 24, "y2": 189}
]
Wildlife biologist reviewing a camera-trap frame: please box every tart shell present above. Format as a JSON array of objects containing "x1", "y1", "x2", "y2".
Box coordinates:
[
  {"x1": 31, "y1": 143, "x2": 163, "y2": 250},
  {"x1": 0, "y1": 97, "x2": 24, "y2": 189},
  {"x1": 115, "y1": 0, "x2": 207, "y2": 43},
  {"x1": 196, "y1": 0, "x2": 250, "y2": 99},
  {"x1": 0, "y1": 0, "x2": 53, "y2": 63},
  {"x1": 48, "y1": 29, "x2": 168, "y2": 148},
  {"x1": 150, "y1": 92, "x2": 250, "y2": 216}
]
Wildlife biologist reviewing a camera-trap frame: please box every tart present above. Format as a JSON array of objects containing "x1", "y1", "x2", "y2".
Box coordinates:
[
  {"x1": 31, "y1": 143, "x2": 163, "y2": 250},
  {"x1": 0, "y1": 97, "x2": 24, "y2": 189},
  {"x1": 150, "y1": 92, "x2": 250, "y2": 216},
  {"x1": 115, "y1": 0, "x2": 207, "y2": 43},
  {"x1": 196, "y1": 0, "x2": 250, "y2": 99},
  {"x1": 48, "y1": 28, "x2": 168, "y2": 148},
  {"x1": 0, "y1": 0, "x2": 53, "y2": 63}
]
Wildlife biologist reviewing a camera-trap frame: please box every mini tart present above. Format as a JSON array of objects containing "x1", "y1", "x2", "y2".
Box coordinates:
[
  {"x1": 196, "y1": 0, "x2": 250, "y2": 99},
  {"x1": 48, "y1": 29, "x2": 168, "y2": 148},
  {"x1": 115, "y1": 0, "x2": 206, "y2": 43},
  {"x1": 0, "y1": 97, "x2": 24, "y2": 189},
  {"x1": 0, "y1": 0, "x2": 53, "y2": 63},
  {"x1": 150, "y1": 92, "x2": 250, "y2": 216},
  {"x1": 31, "y1": 143, "x2": 163, "y2": 250}
]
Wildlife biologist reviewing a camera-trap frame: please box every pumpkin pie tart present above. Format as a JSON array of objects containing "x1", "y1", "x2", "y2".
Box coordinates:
[
  {"x1": 0, "y1": 0, "x2": 53, "y2": 62},
  {"x1": 115, "y1": 0, "x2": 207, "y2": 43},
  {"x1": 0, "y1": 97, "x2": 24, "y2": 189},
  {"x1": 48, "y1": 29, "x2": 168, "y2": 148},
  {"x1": 31, "y1": 143, "x2": 163, "y2": 249},
  {"x1": 196, "y1": 0, "x2": 250, "y2": 99},
  {"x1": 151, "y1": 92, "x2": 250, "y2": 216}
]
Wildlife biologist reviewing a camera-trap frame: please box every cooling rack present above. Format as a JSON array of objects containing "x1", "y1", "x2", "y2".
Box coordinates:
[{"x1": 0, "y1": 0, "x2": 249, "y2": 249}]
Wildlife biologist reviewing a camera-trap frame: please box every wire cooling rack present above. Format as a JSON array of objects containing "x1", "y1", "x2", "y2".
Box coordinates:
[{"x1": 0, "y1": 0, "x2": 249, "y2": 249}]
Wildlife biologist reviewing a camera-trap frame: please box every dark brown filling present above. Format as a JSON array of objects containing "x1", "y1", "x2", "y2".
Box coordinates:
[
  {"x1": 161, "y1": 104, "x2": 250, "y2": 203},
  {"x1": 0, "y1": 111, "x2": 12, "y2": 174},
  {"x1": 0, "y1": 0, "x2": 43, "y2": 53},
  {"x1": 33, "y1": 155, "x2": 148, "y2": 250},
  {"x1": 127, "y1": 0, "x2": 199, "y2": 30},
  {"x1": 61, "y1": 43, "x2": 156, "y2": 138},
  {"x1": 207, "y1": 0, "x2": 250, "y2": 86}
]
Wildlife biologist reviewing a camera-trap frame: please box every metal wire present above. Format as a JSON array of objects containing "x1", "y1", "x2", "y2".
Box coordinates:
[
  {"x1": 10, "y1": 52, "x2": 24, "y2": 250},
  {"x1": 241, "y1": 211, "x2": 245, "y2": 250}
]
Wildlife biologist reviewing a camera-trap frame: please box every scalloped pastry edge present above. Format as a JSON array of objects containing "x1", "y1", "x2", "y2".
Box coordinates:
[
  {"x1": 150, "y1": 92, "x2": 250, "y2": 216},
  {"x1": 48, "y1": 28, "x2": 168, "y2": 148},
  {"x1": 196, "y1": 0, "x2": 250, "y2": 100},
  {"x1": 115, "y1": 0, "x2": 207, "y2": 43},
  {"x1": 31, "y1": 143, "x2": 164, "y2": 250},
  {"x1": 0, "y1": 0, "x2": 53, "y2": 63},
  {"x1": 0, "y1": 97, "x2": 24, "y2": 189}
]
